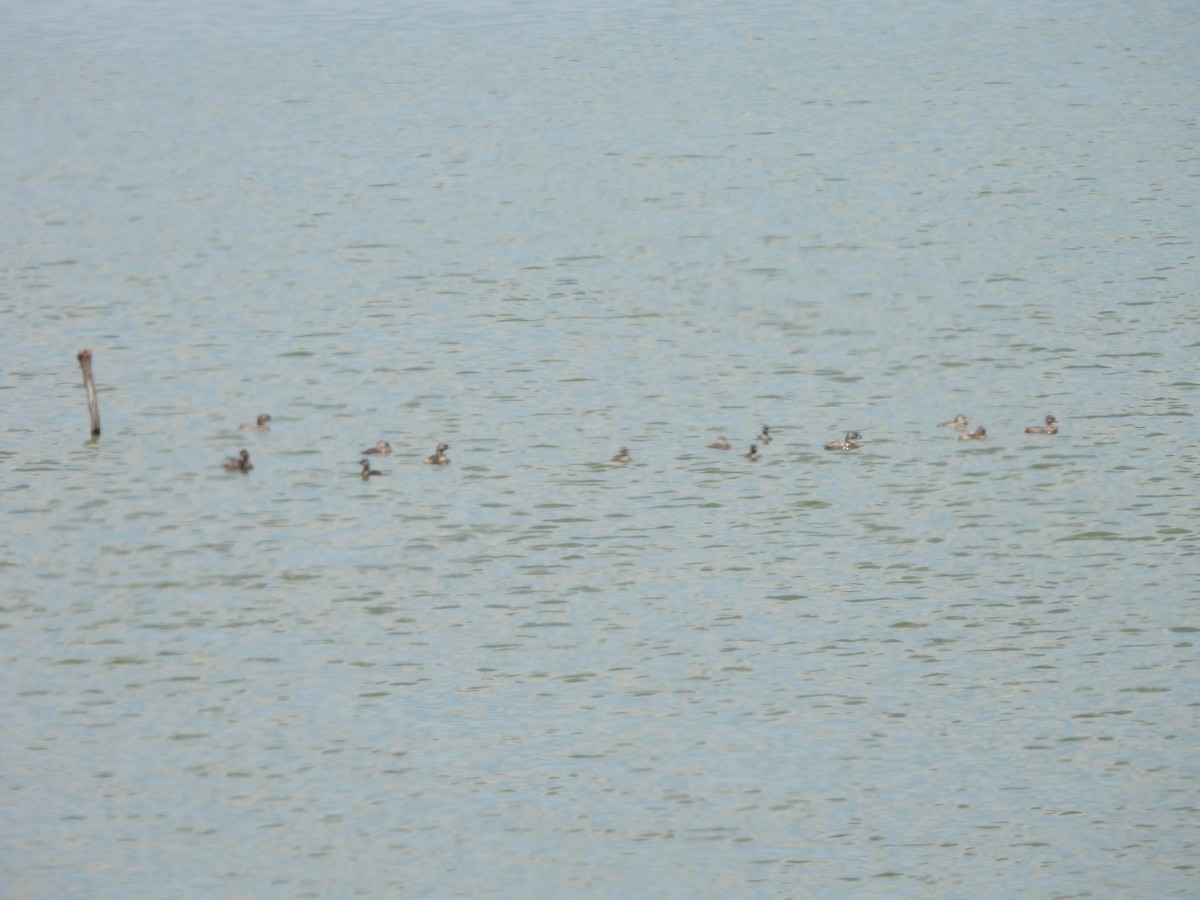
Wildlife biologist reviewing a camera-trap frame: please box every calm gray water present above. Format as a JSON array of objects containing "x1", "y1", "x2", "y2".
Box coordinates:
[{"x1": 2, "y1": 0, "x2": 1198, "y2": 896}]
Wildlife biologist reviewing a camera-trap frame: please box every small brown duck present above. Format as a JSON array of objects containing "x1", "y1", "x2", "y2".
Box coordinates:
[
  {"x1": 958, "y1": 426, "x2": 987, "y2": 441},
  {"x1": 359, "y1": 459, "x2": 383, "y2": 479},
  {"x1": 424, "y1": 442, "x2": 451, "y2": 465},
  {"x1": 1025, "y1": 415, "x2": 1058, "y2": 435},
  {"x1": 708, "y1": 436, "x2": 731, "y2": 450},
  {"x1": 756, "y1": 425, "x2": 772, "y2": 444},
  {"x1": 744, "y1": 443, "x2": 760, "y2": 461},
  {"x1": 938, "y1": 414, "x2": 969, "y2": 429},
  {"x1": 224, "y1": 449, "x2": 253, "y2": 471},
  {"x1": 236, "y1": 413, "x2": 272, "y2": 431},
  {"x1": 610, "y1": 446, "x2": 632, "y2": 463},
  {"x1": 824, "y1": 431, "x2": 862, "y2": 451},
  {"x1": 362, "y1": 441, "x2": 392, "y2": 455}
]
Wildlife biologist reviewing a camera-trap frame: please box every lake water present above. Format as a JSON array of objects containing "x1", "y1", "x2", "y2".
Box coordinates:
[{"x1": 2, "y1": 0, "x2": 1198, "y2": 896}]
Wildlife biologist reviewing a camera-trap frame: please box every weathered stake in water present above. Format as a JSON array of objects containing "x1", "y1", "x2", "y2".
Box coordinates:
[{"x1": 77, "y1": 348, "x2": 101, "y2": 437}]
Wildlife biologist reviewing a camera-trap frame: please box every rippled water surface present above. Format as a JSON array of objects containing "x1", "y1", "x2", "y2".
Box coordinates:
[{"x1": 2, "y1": 0, "x2": 1198, "y2": 896}]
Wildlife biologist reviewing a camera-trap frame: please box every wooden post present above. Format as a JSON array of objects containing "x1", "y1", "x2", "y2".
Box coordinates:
[{"x1": 77, "y1": 348, "x2": 101, "y2": 436}]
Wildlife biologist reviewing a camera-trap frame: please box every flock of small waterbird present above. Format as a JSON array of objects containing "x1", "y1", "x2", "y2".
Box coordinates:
[{"x1": 221, "y1": 413, "x2": 1060, "y2": 477}]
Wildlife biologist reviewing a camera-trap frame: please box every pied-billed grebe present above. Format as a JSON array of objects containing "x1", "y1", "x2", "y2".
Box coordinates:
[
  {"x1": 744, "y1": 443, "x2": 760, "y2": 461},
  {"x1": 757, "y1": 425, "x2": 772, "y2": 443},
  {"x1": 708, "y1": 436, "x2": 731, "y2": 450},
  {"x1": 1025, "y1": 414, "x2": 1058, "y2": 434},
  {"x1": 938, "y1": 414, "x2": 969, "y2": 429},
  {"x1": 610, "y1": 446, "x2": 632, "y2": 463},
  {"x1": 824, "y1": 431, "x2": 862, "y2": 451},
  {"x1": 424, "y1": 442, "x2": 450, "y2": 465},
  {"x1": 224, "y1": 448, "x2": 253, "y2": 471},
  {"x1": 958, "y1": 426, "x2": 987, "y2": 441},
  {"x1": 362, "y1": 441, "x2": 392, "y2": 455},
  {"x1": 236, "y1": 413, "x2": 272, "y2": 431}
]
